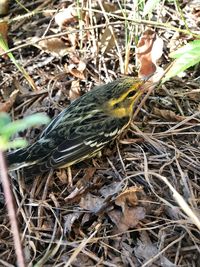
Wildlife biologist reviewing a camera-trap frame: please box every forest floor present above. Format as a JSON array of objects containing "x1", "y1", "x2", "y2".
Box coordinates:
[{"x1": 0, "y1": 1, "x2": 200, "y2": 266}]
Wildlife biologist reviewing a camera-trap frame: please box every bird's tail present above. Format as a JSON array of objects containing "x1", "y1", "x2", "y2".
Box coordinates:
[{"x1": 6, "y1": 147, "x2": 36, "y2": 171}]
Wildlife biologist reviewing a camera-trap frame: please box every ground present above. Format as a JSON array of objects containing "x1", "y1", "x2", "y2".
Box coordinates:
[{"x1": 0, "y1": 1, "x2": 200, "y2": 266}]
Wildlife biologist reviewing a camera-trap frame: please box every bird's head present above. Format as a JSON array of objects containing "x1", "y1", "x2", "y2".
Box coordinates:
[{"x1": 104, "y1": 77, "x2": 146, "y2": 118}]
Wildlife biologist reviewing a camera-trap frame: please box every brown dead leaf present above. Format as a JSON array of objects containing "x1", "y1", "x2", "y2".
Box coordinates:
[
  {"x1": 192, "y1": 8, "x2": 200, "y2": 23},
  {"x1": 115, "y1": 186, "x2": 144, "y2": 212},
  {"x1": 69, "y1": 80, "x2": 81, "y2": 101},
  {"x1": 134, "y1": 231, "x2": 176, "y2": 266},
  {"x1": 0, "y1": 0, "x2": 9, "y2": 15},
  {"x1": 64, "y1": 168, "x2": 96, "y2": 202},
  {"x1": 69, "y1": 53, "x2": 81, "y2": 64},
  {"x1": 76, "y1": 167, "x2": 96, "y2": 187},
  {"x1": 186, "y1": 90, "x2": 200, "y2": 101},
  {"x1": 63, "y1": 26, "x2": 78, "y2": 48},
  {"x1": 0, "y1": 21, "x2": 8, "y2": 58},
  {"x1": 108, "y1": 186, "x2": 146, "y2": 232},
  {"x1": 136, "y1": 29, "x2": 164, "y2": 81},
  {"x1": 0, "y1": 21, "x2": 8, "y2": 42},
  {"x1": 79, "y1": 193, "x2": 104, "y2": 212},
  {"x1": 77, "y1": 60, "x2": 86, "y2": 72},
  {"x1": 55, "y1": 169, "x2": 68, "y2": 184},
  {"x1": 109, "y1": 205, "x2": 146, "y2": 233},
  {"x1": 153, "y1": 107, "x2": 186, "y2": 122},
  {"x1": 35, "y1": 37, "x2": 69, "y2": 57},
  {"x1": 69, "y1": 68, "x2": 85, "y2": 79},
  {"x1": 81, "y1": 213, "x2": 91, "y2": 225},
  {"x1": 95, "y1": 2, "x2": 117, "y2": 21},
  {"x1": 72, "y1": 253, "x2": 95, "y2": 267},
  {"x1": 102, "y1": 2, "x2": 117, "y2": 12},
  {"x1": 63, "y1": 212, "x2": 80, "y2": 233},
  {"x1": 54, "y1": 5, "x2": 85, "y2": 28},
  {"x1": 100, "y1": 27, "x2": 115, "y2": 54},
  {"x1": 66, "y1": 63, "x2": 86, "y2": 80},
  {"x1": 99, "y1": 182, "x2": 122, "y2": 198},
  {"x1": 0, "y1": 89, "x2": 19, "y2": 112}
]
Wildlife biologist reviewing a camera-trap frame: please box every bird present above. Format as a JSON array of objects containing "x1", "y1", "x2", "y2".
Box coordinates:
[{"x1": 6, "y1": 77, "x2": 147, "y2": 175}]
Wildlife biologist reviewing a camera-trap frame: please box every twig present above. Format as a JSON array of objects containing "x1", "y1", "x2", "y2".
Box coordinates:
[
  {"x1": 0, "y1": 151, "x2": 25, "y2": 267},
  {"x1": 0, "y1": 22, "x2": 121, "y2": 57},
  {"x1": 64, "y1": 223, "x2": 101, "y2": 267}
]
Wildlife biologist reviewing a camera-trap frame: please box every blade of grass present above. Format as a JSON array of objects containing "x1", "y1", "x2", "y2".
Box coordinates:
[{"x1": 0, "y1": 34, "x2": 37, "y2": 90}]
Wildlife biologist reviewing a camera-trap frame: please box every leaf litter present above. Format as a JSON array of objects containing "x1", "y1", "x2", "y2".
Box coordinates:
[{"x1": 0, "y1": 1, "x2": 200, "y2": 266}]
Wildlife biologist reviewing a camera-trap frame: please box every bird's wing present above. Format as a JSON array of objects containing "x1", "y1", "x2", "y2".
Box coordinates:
[{"x1": 40, "y1": 114, "x2": 129, "y2": 170}]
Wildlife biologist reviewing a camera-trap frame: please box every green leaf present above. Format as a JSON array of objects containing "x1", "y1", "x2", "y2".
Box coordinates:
[
  {"x1": 0, "y1": 138, "x2": 28, "y2": 150},
  {"x1": 7, "y1": 139, "x2": 28, "y2": 149},
  {"x1": 163, "y1": 40, "x2": 200, "y2": 82},
  {"x1": 1, "y1": 113, "x2": 50, "y2": 138},
  {"x1": 169, "y1": 40, "x2": 200, "y2": 58},
  {"x1": 0, "y1": 112, "x2": 11, "y2": 129},
  {"x1": 0, "y1": 136, "x2": 8, "y2": 150}
]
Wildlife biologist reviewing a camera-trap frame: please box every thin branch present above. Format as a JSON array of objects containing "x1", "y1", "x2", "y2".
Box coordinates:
[{"x1": 0, "y1": 151, "x2": 25, "y2": 267}]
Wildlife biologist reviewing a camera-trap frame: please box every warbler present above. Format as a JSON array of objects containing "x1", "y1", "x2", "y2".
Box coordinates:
[{"x1": 7, "y1": 77, "x2": 147, "y2": 174}]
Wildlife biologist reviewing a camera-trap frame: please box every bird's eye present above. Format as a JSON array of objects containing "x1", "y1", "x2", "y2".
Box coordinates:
[{"x1": 127, "y1": 91, "x2": 136, "y2": 98}]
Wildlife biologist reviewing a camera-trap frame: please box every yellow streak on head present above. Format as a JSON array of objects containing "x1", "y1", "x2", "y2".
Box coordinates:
[
  {"x1": 107, "y1": 82, "x2": 143, "y2": 106},
  {"x1": 105, "y1": 82, "x2": 143, "y2": 118}
]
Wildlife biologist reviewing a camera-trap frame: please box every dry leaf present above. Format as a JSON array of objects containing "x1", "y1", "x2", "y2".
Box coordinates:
[
  {"x1": 79, "y1": 193, "x2": 104, "y2": 212},
  {"x1": 0, "y1": 21, "x2": 8, "y2": 57},
  {"x1": 55, "y1": 169, "x2": 68, "y2": 183},
  {"x1": 99, "y1": 182, "x2": 122, "y2": 198},
  {"x1": 187, "y1": 90, "x2": 200, "y2": 101},
  {"x1": 0, "y1": 89, "x2": 19, "y2": 112},
  {"x1": 81, "y1": 213, "x2": 91, "y2": 225},
  {"x1": 55, "y1": 5, "x2": 84, "y2": 28},
  {"x1": 65, "y1": 168, "x2": 96, "y2": 202},
  {"x1": 100, "y1": 27, "x2": 115, "y2": 54},
  {"x1": 120, "y1": 241, "x2": 137, "y2": 265},
  {"x1": 109, "y1": 206, "x2": 146, "y2": 233},
  {"x1": 81, "y1": 167, "x2": 96, "y2": 181},
  {"x1": 72, "y1": 253, "x2": 95, "y2": 267},
  {"x1": 64, "y1": 26, "x2": 78, "y2": 48},
  {"x1": 69, "y1": 53, "x2": 81, "y2": 64},
  {"x1": 69, "y1": 80, "x2": 81, "y2": 101},
  {"x1": 77, "y1": 60, "x2": 86, "y2": 72},
  {"x1": 0, "y1": 0, "x2": 9, "y2": 15},
  {"x1": 35, "y1": 37, "x2": 69, "y2": 57},
  {"x1": 134, "y1": 231, "x2": 176, "y2": 266},
  {"x1": 108, "y1": 186, "x2": 146, "y2": 232},
  {"x1": 102, "y1": 2, "x2": 117, "y2": 12},
  {"x1": 67, "y1": 63, "x2": 86, "y2": 80},
  {"x1": 76, "y1": 167, "x2": 96, "y2": 187},
  {"x1": 0, "y1": 21, "x2": 8, "y2": 42},
  {"x1": 63, "y1": 212, "x2": 80, "y2": 233},
  {"x1": 115, "y1": 186, "x2": 143, "y2": 212},
  {"x1": 69, "y1": 68, "x2": 85, "y2": 79},
  {"x1": 136, "y1": 29, "x2": 164, "y2": 81},
  {"x1": 153, "y1": 107, "x2": 186, "y2": 121}
]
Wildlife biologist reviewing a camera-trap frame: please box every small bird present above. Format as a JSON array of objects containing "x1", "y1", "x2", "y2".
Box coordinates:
[{"x1": 7, "y1": 77, "x2": 147, "y2": 174}]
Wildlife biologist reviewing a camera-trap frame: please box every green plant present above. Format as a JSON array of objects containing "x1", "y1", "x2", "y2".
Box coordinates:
[
  {"x1": 0, "y1": 34, "x2": 37, "y2": 90},
  {"x1": 0, "y1": 112, "x2": 50, "y2": 267},
  {"x1": 164, "y1": 40, "x2": 200, "y2": 81},
  {"x1": 0, "y1": 112, "x2": 50, "y2": 151}
]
